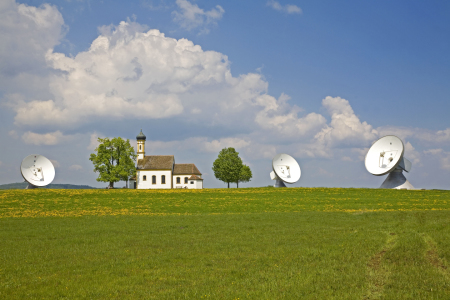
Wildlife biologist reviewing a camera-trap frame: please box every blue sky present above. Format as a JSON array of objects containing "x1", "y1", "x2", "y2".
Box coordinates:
[{"x1": 1, "y1": 0, "x2": 449, "y2": 189}]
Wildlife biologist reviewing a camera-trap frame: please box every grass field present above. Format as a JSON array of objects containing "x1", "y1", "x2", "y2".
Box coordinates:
[{"x1": 1, "y1": 187, "x2": 450, "y2": 299}]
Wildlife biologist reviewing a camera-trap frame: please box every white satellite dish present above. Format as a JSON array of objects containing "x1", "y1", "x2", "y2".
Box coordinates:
[
  {"x1": 269, "y1": 153, "x2": 301, "y2": 187},
  {"x1": 20, "y1": 154, "x2": 55, "y2": 189},
  {"x1": 365, "y1": 135, "x2": 414, "y2": 189}
]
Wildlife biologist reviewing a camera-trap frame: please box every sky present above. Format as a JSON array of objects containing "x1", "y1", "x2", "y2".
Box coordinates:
[{"x1": 0, "y1": 0, "x2": 449, "y2": 189}]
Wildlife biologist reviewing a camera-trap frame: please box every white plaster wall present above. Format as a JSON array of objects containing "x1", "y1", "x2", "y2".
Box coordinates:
[
  {"x1": 195, "y1": 180, "x2": 203, "y2": 189},
  {"x1": 172, "y1": 175, "x2": 191, "y2": 189},
  {"x1": 137, "y1": 170, "x2": 172, "y2": 189},
  {"x1": 172, "y1": 176, "x2": 203, "y2": 189}
]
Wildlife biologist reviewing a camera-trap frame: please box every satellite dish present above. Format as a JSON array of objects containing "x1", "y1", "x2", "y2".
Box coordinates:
[
  {"x1": 269, "y1": 153, "x2": 301, "y2": 187},
  {"x1": 365, "y1": 135, "x2": 414, "y2": 189},
  {"x1": 20, "y1": 154, "x2": 55, "y2": 189}
]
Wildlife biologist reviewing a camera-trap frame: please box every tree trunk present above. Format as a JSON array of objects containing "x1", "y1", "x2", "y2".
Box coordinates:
[
  {"x1": 109, "y1": 182, "x2": 114, "y2": 189},
  {"x1": 227, "y1": 182, "x2": 229, "y2": 188},
  {"x1": 237, "y1": 182, "x2": 239, "y2": 188}
]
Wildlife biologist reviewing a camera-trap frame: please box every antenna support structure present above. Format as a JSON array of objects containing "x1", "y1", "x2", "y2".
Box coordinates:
[
  {"x1": 270, "y1": 153, "x2": 301, "y2": 188},
  {"x1": 365, "y1": 135, "x2": 415, "y2": 190}
]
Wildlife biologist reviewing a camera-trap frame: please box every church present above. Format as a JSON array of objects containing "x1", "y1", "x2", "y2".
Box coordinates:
[{"x1": 130, "y1": 130, "x2": 203, "y2": 189}]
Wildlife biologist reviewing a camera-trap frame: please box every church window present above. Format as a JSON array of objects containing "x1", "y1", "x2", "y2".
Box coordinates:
[
  {"x1": 176, "y1": 177, "x2": 180, "y2": 184},
  {"x1": 184, "y1": 177, "x2": 188, "y2": 184},
  {"x1": 143, "y1": 175, "x2": 147, "y2": 181},
  {"x1": 152, "y1": 175, "x2": 156, "y2": 184},
  {"x1": 139, "y1": 145, "x2": 142, "y2": 150},
  {"x1": 161, "y1": 175, "x2": 166, "y2": 184},
  {"x1": 190, "y1": 181, "x2": 194, "y2": 184}
]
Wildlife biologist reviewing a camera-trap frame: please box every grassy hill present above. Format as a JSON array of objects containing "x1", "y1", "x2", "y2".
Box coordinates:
[
  {"x1": 0, "y1": 182, "x2": 96, "y2": 189},
  {"x1": 1, "y1": 187, "x2": 450, "y2": 299}
]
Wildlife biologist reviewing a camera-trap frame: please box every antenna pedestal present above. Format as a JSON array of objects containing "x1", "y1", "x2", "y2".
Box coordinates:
[
  {"x1": 26, "y1": 183, "x2": 38, "y2": 189},
  {"x1": 274, "y1": 178, "x2": 286, "y2": 187},
  {"x1": 380, "y1": 169, "x2": 414, "y2": 190}
]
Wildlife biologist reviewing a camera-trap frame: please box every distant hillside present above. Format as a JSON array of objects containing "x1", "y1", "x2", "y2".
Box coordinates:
[{"x1": 0, "y1": 182, "x2": 97, "y2": 189}]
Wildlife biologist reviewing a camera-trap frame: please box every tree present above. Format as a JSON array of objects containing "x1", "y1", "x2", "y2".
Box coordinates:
[
  {"x1": 236, "y1": 164, "x2": 252, "y2": 188},
  {"x1": 212, "y1": 147, "x2": 243, "y2": 188},
  {"x1": 89, "y1": 137, "x2": 137, "y2": 188}
]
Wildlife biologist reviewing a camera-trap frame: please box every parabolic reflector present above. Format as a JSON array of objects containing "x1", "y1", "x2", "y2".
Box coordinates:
[
  {"x1": 365, "y1": 135, "x2": 404, "y2": 176},
  {"x1": 272, "y1": 153, "x2": 301, "y2": 184},
  {"x1": 365, "y1": 135, "x2": 415, "y2": 189},
  {"x1": 20, "y1": 154, "x2": 55, "y2": 187}
]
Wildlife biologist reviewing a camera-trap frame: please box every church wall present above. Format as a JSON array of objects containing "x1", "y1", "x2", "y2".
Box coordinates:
[
  {"x1": 137, "y1": 170, "x2": 172, "y2": 189},
  {"x1": 172, "y1": 175, "x2": 203, "y2": 189}
]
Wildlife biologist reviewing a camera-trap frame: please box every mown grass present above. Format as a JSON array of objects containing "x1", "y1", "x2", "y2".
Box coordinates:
[{"x1": 1, "y1": 187, "x2": 450, "y2": 299}]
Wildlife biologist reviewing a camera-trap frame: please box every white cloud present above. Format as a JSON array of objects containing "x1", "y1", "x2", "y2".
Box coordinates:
[
  {"x1": 255, "y1": 93, "x2": 327, "y2": 138},
  {"x1": 314, "y1": 96, "x2": 378, "y2": 148},
  {"x1": 87, "y1": 133, "x2": 104, "y2": 150},
  {"x1": 172, "y1": 0, "x2": 224, "y2": 34},
  {"x1": 0, "y1": 0, "x2": 65, "y2": 99},
  {"x1": 69, "y1": 164, "x2": 83, "y2": 171},
  {"x1": 424, "y1": 148, "x2": 450, "y2": 170},
  {"x1": 267, "y1": 1, "x2": 302, "y2": 14},
  {"x1": 377, "y1": 126, "x2": 450, "y2": 144},
  {"x1": 404, "y1": 141, "x2": 420, "y2": 165},
  {"x1": 50, "y1": 159, "x2": 60, "y2": 168},
  {"x1": 21, "y1": 130, "x2": 69, "y2": 145}
]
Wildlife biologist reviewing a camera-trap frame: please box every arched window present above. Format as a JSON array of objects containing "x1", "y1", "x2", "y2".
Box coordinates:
[
  {"x1": 143, "y1": 175, "x2": 147, "y2": 181},
  {"x1": 152, "y1": 175, "x2": 156, "y2": 184},
  {"x1": 139, "y1": 145, "x2": 142, "y2": 150},
  {"x1": 176, "y1": 177, "x2": 180, "y2": 184},
  {"x1": 161, "y1": 175, "x2": 166, "y2": 184},
  {"x1": 184, "y1": 177, "x2": 188, "y2": 184}
]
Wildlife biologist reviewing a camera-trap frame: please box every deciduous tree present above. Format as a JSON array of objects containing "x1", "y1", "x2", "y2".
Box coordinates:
[
  {"x1": 236, "y1": 164, "x2": 252, "y2": 188},
  {"x1": 212, "y1": 147, "x2": 243, "y2": 188},
  {"x1": 89, "y1": 137, "x2": 136, "y2": 188}
]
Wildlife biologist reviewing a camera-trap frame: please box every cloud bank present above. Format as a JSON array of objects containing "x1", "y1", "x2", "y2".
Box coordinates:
[{"x1": 1, "y1": 0, "x2": 449, "y2": 188}]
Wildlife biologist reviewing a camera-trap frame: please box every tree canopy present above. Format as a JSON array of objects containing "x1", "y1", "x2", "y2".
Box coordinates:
[
  {"x1": 212, "y1": 147, "x2": 243, "y2": 188},
  {"x1": 236, "y1": 164, "x2": 252, "y2": 188},
  {"x1": 89, "y1": 137, "x2": 137, "y2": 188}
]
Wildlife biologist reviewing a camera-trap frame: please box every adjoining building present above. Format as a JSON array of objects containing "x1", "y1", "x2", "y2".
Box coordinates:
[{"x1": 130, "y1": 130, "x2": 203, "y2": 189}]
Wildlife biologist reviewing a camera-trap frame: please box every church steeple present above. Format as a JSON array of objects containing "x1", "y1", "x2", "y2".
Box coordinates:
[{"x1": 136, "y1": 129, "x2": 146, "y2": 160}]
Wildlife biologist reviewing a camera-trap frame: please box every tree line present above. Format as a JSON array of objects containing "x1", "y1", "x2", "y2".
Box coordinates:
[{"x1": 90, "y1": 138, "x2": 252, "y2": 188}]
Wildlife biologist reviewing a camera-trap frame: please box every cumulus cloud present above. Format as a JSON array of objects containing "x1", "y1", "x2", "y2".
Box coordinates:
[
  {"x1": 0, "y1": 0, "x2": 65, "y2": 98},
  {"x1": 21, "y1": 130, "x2": 69, "y2": 145},
  {"x1": 11, "y1": 20, "x2": 320, "y2": 138},
  {"x1": 404, "y1": 141, "x2": 420, "y2": 165},
  {"x1": 172, "y1": 0, "x2": 224, "y2": 33},
  {"x1": 424, "y1": 149, "x2": 450, "y2": 170},
  {"x1": 314, "y1": 97, "x2": 378, "y2": 148},
  {"x1": 266, "y1": 1, "x2": 302, "y2": 14},
  {"x1": 69, "y1": 164, "x2": 83, "y2": 171},
  {"x1": 50, "y1": 159, "x2": 60, "y2": 168}
]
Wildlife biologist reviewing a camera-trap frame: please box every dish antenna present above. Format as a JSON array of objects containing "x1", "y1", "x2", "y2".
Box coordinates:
[
  {"x1": 270, "y1": 153, "x2": 301, "y2": 187},
  {"x1": 20, "y1": 154, "x2": 55, "y2": 189},
  {"x1": 365, "y1": 135, "x2": 414, "y2": 189}
]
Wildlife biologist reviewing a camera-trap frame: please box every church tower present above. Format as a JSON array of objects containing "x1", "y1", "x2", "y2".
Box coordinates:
[{"x1": 136, "y1": 129, "x2": 146, "y2": 160}]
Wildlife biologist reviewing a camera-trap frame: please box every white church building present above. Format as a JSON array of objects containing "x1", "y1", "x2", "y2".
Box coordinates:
[{"x1": 130, "y1": 130, "x2": 203, "y2": 189}]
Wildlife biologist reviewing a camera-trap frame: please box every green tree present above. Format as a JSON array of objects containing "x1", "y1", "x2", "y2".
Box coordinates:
[
  {"x1": 236, "y1": 164, "x2": 252, "y2": 188},
  {"x1": 89, "y1": 137, "x2": 137, "y2": 188},
  {"x1": 212, "y1": 147, "x2": 243, "y2": 188}
]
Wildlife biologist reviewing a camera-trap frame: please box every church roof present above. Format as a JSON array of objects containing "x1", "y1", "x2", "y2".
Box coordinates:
[
  {"x1": 137, "y1": 155, "x2": 174, "y2": 170},
  {"x1": 173, "y1": 164, "x2": 202, "y2": 175},
  {"x1": 188, "y1": 175, "x2": 203, "y2": 180}
]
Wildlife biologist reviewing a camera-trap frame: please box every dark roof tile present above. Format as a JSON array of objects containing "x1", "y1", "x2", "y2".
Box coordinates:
[
  {"x1": 137, "y1": 155, "x2": 174, "y2": 170},
  {"x1": 173, "y1": 163, "x2": 201, "y2": 175}
]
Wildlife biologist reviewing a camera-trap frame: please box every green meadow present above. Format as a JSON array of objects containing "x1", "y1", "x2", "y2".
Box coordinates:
[{"x1": 1, "y1": 188, "x2": 450, "y2": 299}]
